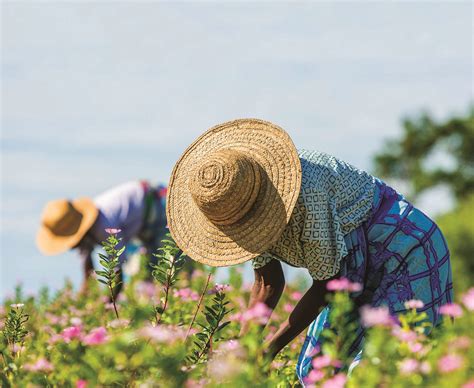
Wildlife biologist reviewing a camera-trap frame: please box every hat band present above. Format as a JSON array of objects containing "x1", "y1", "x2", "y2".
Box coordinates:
[{"x1": 43, "y1": 202, "x2": 84, "y2": 237}]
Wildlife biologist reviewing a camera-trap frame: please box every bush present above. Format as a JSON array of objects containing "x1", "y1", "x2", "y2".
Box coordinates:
[{"x1": 1, "y1": 236, "x2": 473, "y2": 387}]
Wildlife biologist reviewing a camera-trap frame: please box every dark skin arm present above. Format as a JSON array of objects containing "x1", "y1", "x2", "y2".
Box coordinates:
[
  {"x1": 265, "y1": 276, "x2": 332, "y2": 359},
  {"x1": 239, "y1": 259, "x2": 286, "y2": 335},
  {"x1": 79, "y1": 250, "x2": 94, "y2": 295},
  {"x1": 241, "y1": 258, "x2": 333, "y2": 359}
]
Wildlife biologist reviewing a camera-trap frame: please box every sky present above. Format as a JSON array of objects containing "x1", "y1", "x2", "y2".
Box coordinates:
[{"x1": 1, "y1": 1, "x2": 472, "y2": 299}]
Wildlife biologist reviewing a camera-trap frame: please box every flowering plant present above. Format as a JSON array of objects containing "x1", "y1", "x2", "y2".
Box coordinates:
[{"x1": 1, "y1": 236, "x2": 473, "y2": 387}]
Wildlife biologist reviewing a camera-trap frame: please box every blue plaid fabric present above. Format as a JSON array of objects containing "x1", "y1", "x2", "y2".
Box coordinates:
[{"x1": 296, "y1": 179, "x2": 453, "y2": 384}]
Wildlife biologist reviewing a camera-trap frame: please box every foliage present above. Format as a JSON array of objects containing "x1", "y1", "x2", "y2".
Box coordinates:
[
  {"x1": 186, "y1": 286, "x2": 231, "y2": 365},
  {"x1": 150, "y1": 233, "x2": 186, "y2": 324},
  {"x1": 373, "y1": 106, "x2": 474, "y2": 201},
  {"x1": 95, "y1": 229, "x2": 125, "y2": 319},
  {"x1": 437, "y1": 194, "x2": 474, "y2": 292},
  {"x1": 1, "y1": 235, "x2": 473, "y2": 387},
  {"x1": 1, "y1": 304, "x2": 29, "y2": 354}
]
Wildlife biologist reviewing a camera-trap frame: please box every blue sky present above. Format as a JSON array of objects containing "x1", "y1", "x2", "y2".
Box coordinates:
[{"x1": 1, "y1": 2, "x2": 472, "y2": 298}]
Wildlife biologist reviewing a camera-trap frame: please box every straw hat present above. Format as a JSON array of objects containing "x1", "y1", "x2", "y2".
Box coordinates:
[
  {"x1": 167, "y1": 118, "x2": 302, "y2": 267},
  {"x1": 36, "y1": 198, "x2": 99, "y2": 255}
]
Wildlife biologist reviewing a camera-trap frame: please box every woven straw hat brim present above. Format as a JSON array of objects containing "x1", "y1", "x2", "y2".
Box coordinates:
[
  {"x1": 36, "y1": 198, "x2": 99, "y2": 255},
  {"x1": 167, "y1": 118, "x2": 301, "y2": 267}
]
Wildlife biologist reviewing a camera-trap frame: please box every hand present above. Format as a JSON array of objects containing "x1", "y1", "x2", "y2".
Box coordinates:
[{"x1": 262, "y1": 345, "x2": 277, "y2": 363}]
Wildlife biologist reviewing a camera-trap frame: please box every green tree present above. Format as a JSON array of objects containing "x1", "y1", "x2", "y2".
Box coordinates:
[
  {"x1": 436, "y1": 194, "x2": 474, "y2": 292},
  {"x1": 374, "y1": 106, "x2": 474, "y2": 292},
  {"x1": 373, "y1": 107, "x2": 474, "y2": 201}
]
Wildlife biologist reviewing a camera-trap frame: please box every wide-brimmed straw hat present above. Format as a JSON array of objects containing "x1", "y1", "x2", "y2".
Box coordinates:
[
  {"x1": 166, "y1": 118, "x2": 302, "y2": 267},
  {"x1": 36, "y1": 198, "x2": 99, "y2": 255}
]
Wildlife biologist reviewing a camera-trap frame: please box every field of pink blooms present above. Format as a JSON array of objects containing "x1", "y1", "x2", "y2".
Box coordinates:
[{"x1": 1, "y1": 235, "x2": 473, "y2": 387}]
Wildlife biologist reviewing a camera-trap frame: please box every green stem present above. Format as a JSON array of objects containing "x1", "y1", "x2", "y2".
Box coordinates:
[
  {"x1": 186, "y1": 273, "x2": 212, "y2": 340},
  {"x1": 109, "y1": 285, "x2": 120, "y2": 319}
]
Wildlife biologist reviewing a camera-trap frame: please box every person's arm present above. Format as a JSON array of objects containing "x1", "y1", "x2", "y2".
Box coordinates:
[
  {"x1": 265, "y1": 277, "x2": 332, "y2": 359},
  {"x1": 240, "y1": 259, "x2": 285, "y2": 335},
  {"x1": 79, "y1": 249, "x2": 94, "y2": 294},
  {"x1": 76, "y1": 234, "x2": 97, "y2": 294}
]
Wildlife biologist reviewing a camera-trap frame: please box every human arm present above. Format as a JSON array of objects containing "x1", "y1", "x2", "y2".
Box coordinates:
[
  {"x1": 79, "y1": 249, "x2": 94, "y2": 294},
  {"x1": 239, "y1": 259, "x2": 286, "y2": 336},
  {"x1": 265, "y1": 276, "x2": 333, "y2": 359}
]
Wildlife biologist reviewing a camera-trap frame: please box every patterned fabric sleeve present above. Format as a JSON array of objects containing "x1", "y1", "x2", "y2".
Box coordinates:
[{"x1": 251, "y1": 251, "x2": 279, "y2": 269}]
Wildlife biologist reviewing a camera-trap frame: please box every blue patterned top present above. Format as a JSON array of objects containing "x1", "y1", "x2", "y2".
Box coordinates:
[{"x1": 252, "y1": 150, "x2": 376, "y2": 280}]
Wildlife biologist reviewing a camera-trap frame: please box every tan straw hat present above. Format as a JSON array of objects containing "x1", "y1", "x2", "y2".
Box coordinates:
[
  {"x1": 36, "y1": 198, "x2": 99, "y2": 255},
  {"x1": 166, "y1": 118, "x2": 302, "y2": 267}
]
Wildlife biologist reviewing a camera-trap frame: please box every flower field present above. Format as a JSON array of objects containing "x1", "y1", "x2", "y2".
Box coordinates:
[{"x1": 1, "y1": 234, "x2": 473, "y2": 387}]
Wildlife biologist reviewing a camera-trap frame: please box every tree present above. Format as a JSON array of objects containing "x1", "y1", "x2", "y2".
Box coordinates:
[
  {"x1": 373, "y1": 107, "x2": 474, "y2": 201},
  {"x1": 374, "y1": 106, "x2": 474, "y2": 292},
  {"x1": 436, "y1": 194, "x2": 474, "y2": 292}
]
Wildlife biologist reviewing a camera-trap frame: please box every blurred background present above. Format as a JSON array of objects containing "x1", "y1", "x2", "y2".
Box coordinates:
[{"x1": 1, "y1": 2, "x2": 472, "y2": 299}]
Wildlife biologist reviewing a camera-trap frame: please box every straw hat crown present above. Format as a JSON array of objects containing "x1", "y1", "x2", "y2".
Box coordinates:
[
  {"x1": 189, "y1": 149, "x2": 262, "y2": 226},
  {"x1": 42, "y1": 200, "x2": 84, "y2": 236},
  {"x1": 36, "y1": 198, "x2": 99, "y2": 255},
  {"x1": 167, "y1": 118, "x2": 302, "y2": 267}
]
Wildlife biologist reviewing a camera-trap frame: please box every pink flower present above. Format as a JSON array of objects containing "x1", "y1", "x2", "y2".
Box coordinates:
[
  {"x1": 105, "y1": 228, "x2": 121, "y2": 234},
  {"x1": 210, "y1": 284, "x2": 231, "y2": 294},
  {"x1": 11, "y1": 344, "x2": 25, "y2": 354},
  {"x1": 391, "y1": 327, "x2": 418, "y2": 342},
  {"x1": 439, "y1": 303, "x2": 463, "y2": 318},
  {"x1": 451, "y1": 336, "x2": 471, "y2": 349},
  {"x1": 312, "y1": 355, "x2": 332, "y2": 369},
  {"x1": 461, "y1": 288, "x2": 474, "y2": 311},
  {"x1": 45, "y1": 313, "x2": 63, "y2": 325},
  {"x1": 291, "y1": 291, "x2": 303, "y2": 301},
  {"x1": 207, "y1": 355, "x2": 242, "y2": 381},
  {"x1": 462, "y1": 380, "x2": 474, "y2": 388},
  {"x1": 135, "y1": 281, "x2": 157, "y2": 299},
  {"x1": 408, "y1": 342, "x2": 424, "y2": 354},
  {"x1": 174, "y1": 288, "x2": 200, "y2": 302},
  {"x1": 240, "y1": 302, "x2": 272, "y2": 324},
  {"x1": 360, "y1": 305, "x2": 393, "y2": 327},
  {"x1": 62, "y1": 326, "x2": 83, "y2": 342},
  {"x1": 321, "y1": 373, "x2": 347, "y2": 388},
  {"x1": 48, "y1": 334, "x2": 62, "y2": 345},
  {"x1": 76, "y1": 380, "x2": 88, "y2": 388},
  {"x1": 304, "y1": 369, "x2": 325, "y2": 385},
  {"x1": 438, "y1": 354, "x2": 465, "y2": 373},
  {"x1": 327, "y1": 277, "x2": 362, "y2": 292},
  {"x1": 420, "y1": 361, "x2": 431, "y2": 374},
  {"x1": 185, "y1": 379, "x2": 206, "y2": 388},
  {"x1": 108, "y1": 319, "x2": 130, "y2": 329},
  {"x1": 283, "y1": 303, "x2": 294, "y2": 313},
  {"x1": 399, "y1": 358, "x2": 419, "y2": 375},
  {"x1": 191, "y1": 269, "x2": 205, "y2": 280},
  {"x1": 82, "y1": 327, "x2": 108, "y2": 346},
  {"x1": 24, "y1": 357, "x2": 54, "y2": 372},
  {"x1": 139, "y1": 325, "x2": 185, "y2": 343},
  {"x1": 217, "y1": 340, "x2": 243, "y2": 353},
  {"x1": 70, "y1": 317, "x2": 82, "y2": 326},
  {"x1": 271, "y1": 360, "x2": 285, "y2": 369},
  {"x1": 404, "y1": 299, "x2": 425, "y2": 309}
]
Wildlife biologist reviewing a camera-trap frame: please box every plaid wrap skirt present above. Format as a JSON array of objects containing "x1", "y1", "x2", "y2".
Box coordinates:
[{"x1": 296, "y1": 179, "x2": 453, "y2": 383}]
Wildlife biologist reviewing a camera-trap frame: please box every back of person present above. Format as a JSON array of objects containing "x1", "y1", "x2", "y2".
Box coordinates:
[{"x1": 91, "y1": 181, "x2": 147, "y2": 245}]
